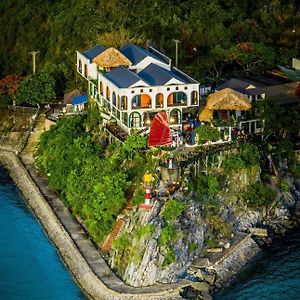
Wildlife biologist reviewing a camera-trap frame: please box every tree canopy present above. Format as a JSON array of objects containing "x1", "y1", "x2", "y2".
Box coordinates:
[
  {"x1": 15, "y1": 71, "x2": 55, "y2": 105},
  {"x1": 0, "y1": 0, "x2": 298, "y2": 92}
]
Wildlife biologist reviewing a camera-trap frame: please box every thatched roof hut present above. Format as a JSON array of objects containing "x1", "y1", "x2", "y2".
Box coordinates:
[
  {"x1": 206, "y1": 88, "x2": 251, "y2": 111},
  {"x1": 93, "y1": 47, "x2": 132, "y2": 68},
  {"x1": 199, "y1": 108, "x2": 213, "y2": 122}
]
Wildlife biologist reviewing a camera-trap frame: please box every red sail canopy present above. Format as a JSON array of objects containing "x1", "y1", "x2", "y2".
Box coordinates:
[{"x1": 148, "y1": 112, "x2": 172, "y2": 146}]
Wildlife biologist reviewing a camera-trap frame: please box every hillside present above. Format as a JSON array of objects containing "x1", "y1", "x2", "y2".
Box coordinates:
[{"x1": 1, "y1": 0, "x2": 299, "y2": 94}]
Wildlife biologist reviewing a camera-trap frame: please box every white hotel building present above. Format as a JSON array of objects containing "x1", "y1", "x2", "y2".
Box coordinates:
[{"x1": 77, "y1": 44, "x2": 200, "y2": 134}]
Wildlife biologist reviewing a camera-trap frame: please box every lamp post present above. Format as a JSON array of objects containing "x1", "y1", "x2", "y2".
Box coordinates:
[{"x1": 173, "y1": 39, "x2": 180, "y2": 68}]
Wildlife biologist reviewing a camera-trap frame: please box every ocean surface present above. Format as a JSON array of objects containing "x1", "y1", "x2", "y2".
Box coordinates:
[
  {"x1": 215, "y1": 228, "x2": 300, "y2": 300},
  {"x1": 0, "y1": 166, "x2": 86, "y2": 300}
]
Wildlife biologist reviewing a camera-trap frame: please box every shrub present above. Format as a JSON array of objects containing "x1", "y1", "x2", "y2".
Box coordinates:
[
  {"x1": 158, "y1": 224, "x2": 176, "y2": 246},
  {"x1": 132, "y1": 186, "x2": 145, "y2": 206},
  {"x1": 240, "y1": 143, "x2": 260, "y2": 166},
  {"x1": 195, "y1": 124, "x2": 220, "y2": 144},
  {"x1": 192, "y1": 175, "x2": 220, "y2": 202},
  {"x1": 205, "y1": 214, "x2": 232, "y2": 238},
  {"x1": 112, "y1": 233, "x2": 130, "y2": 251},
  {"x1": 162, "y1": 246, "x2": 175, "y2": 267},
  {"x1": 162, "y1": 200, "x2": 186, "y2": 222},
  {"x1": 280, "y1": 179, "x2": 289, "y2": 192},
  {"x1": 135, "y1": 224, "x2": 156, "y2": 239},
  {"x1": 207, "y1": 175, "x2": 220, "y2": 197},
  {"x1": 222, "y1": 154, "x2": 245, "y2": 172},
  {"x1": 188, "y1": 242, "x2": 197, "y2": 253},
  {"x1": 290, "y1": 164, "x2": 300, "y2": 179},
  {"x1": 242, "y1": 182, "x2": 276, "y2": 207}
]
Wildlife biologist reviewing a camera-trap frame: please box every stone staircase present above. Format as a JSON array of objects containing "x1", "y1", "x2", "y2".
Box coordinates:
[
  {"x1": 101, "y1": 200, "x2": 133, "y2": 253},
  {"x1": 20, "y1": 112, "x2": 46, "y2": 165}
]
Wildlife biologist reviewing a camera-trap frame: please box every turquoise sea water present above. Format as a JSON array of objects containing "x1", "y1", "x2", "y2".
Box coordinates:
[
  {"x1": 0, "y1": 166, "x2": 86, "y2": 300},
  {"x1": 215, "y1": 228, "x2": 300, "y2": 300}
]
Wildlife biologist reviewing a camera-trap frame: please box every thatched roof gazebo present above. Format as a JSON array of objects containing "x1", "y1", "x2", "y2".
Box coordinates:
[
  {"x1": 206, "y1": 88, "x2": 251, "y2": 110},
  {"x1": 199, "y1": 107, "x2": 213, "y2": 122},
  {"x1": 199, "y1": 88, "x2": 251, "y2": 122},
  {"x1": 93, "y1": 47, "x2": 132, "y2": 69}
]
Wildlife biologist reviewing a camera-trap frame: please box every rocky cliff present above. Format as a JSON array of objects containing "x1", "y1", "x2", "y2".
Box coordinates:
[
  {"x1": 108, "y1": 156, "x2": 300, "y2": 292},
  {"x1": 109, "y1": 199, "x2": 205, "y2": 287}
]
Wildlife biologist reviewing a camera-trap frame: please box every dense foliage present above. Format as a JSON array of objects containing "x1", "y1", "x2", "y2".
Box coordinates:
[
  {"x1": 242, "y1": 182, "x2": 276, "y2": 207},
  {"x1": 196, "y1": 124, "x2": 221, "y2": 144},
  {"x1": 36, "y1": 113, "x2": 154, "y2": 242},
  {"x1": 222, "y1": 143, "x2": 260, "y2": 173},
  {"x1": 15, "y1": 72, "x2": 55, "y2": 105},
  {"x1": 1, "y1": 0, "x2": 298, "y2": 90},
  {"x1": 162, "y1": 200, "x2": 186, "y2": 222}
]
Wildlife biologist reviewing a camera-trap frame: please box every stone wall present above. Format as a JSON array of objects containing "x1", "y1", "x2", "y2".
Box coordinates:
[
  {"x1": 212, "y1": 234, "x2": 260, "y2": 287},
  {"x1": 0, "y1": 151, "x2": 185, "y2": 300}
]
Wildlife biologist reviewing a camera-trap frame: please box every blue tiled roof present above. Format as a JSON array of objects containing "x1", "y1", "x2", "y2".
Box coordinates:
[
  {"x1": 138, "y1": 63, "x2": 184, "y2": 86},
  {"x1": 71, "y1": 95, "x2": 87, "y2": 105},
  {"x1": 105, "y1": 66, "x2": 146, "y2": 88},
  {"x1": 120, "y1": 44, "x2": 165, "y2": 65},
  {"x1": 82, "y1": 45, "x2": 106, "y2": 61}
]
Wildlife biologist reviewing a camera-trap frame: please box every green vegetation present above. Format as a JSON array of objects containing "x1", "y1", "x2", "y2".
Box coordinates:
[
  {"x1": 240, "y1": 143, "x2": 260, "y2": 167},
  {"x1": 280, "y1": 179, "x2": 289, "y2": 192},
  {"x1": 188, "y1": 242, "x2": 197, "y2": 253},
  {"x1": 192, "y1": 174, "x2": 220, "y2": 203},
  {"x1": 222, "y1": 143, "x2": 260, "y2": 173},
  {"x1": 1, "y1": 0, "x2": 298, "y2": 91},
  {"x1": 158, "y1": 224, "x2": 177, "y2": 247},
  {"x1": 162, "y1": 200, "x2": 186, "y2": 222},
  {"x1": 123, "y1": 133, "x2": 147, "y2": 158},
  {"x1": 242, "y1": 182, "x2": 276, "y2": 207},
  {"x1": 162, "y1": 246, "x2": 176, "y2": 268},
  {"x1": 205, "y1": 214, "x2": 233, "y2": 238},
  {"x1": 112, "y1": 223, "x2": 156, "y2": 273},
  {"x1": 135, "y1": 224, "x2": 156, "y2": 239},
  {"x1": 195, "y1": 125, "x2": 220, "y2": 144},
  {"x1": 36, "y1": 112, "x2": 155, "y2": 242},
  {"x1": 112, "y1": 233, "x2": 131, "y2": 251},
  {"x1": 290, "y1": 164, "x2": 300, "y2": 179},
  {"x1": 222, "y1": 154, "x2": 246, "y2": 172},
  {"x1": 15, "y1": 72, "x2": 55, "y2": 105}
]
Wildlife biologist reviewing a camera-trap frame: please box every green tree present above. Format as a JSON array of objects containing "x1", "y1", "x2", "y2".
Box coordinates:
[
  {"x1": 15, "y1": 71, "x2": 55, "y2": 105},
  {"x1": 123, "y1": 133, "x2": 147, "y2": 158},
  {"x1": 226, "y1": 42, "x2": 276, "y2": 73},
  {"x1": 195, "y1": 124, "x2": 220, "y2": 144}
]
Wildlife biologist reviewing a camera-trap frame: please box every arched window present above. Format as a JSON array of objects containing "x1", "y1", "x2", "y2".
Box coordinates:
[
  {"x1": 167, "y1": 92, "x2": 187, "y2": 106},
  {"x1": 191, "y1": 91, "x2": 198, "y2": 105},
  {"x1": 117, "y1": 96, "x2": 120, "y2": 109},
  {"x1": 121, "y1": 96, "x2": 128, "y2": 110},
  {"x1": 169, "y1": 109, "x2": 181, "y2": 125},
  {"x1": 112, "y1": 92, "x2": 116, "y2": 107},
  {"x1": 106, "y1": 86, "x2": 110, "y2": 100},
  {"x1": 100, "y1": 82, "x2": 103, "y2": 95},
  {"x1": 129, "y1": 112, "x2": 142, "y2": 128},
  {"x1": 78, "y1": 60, "x2": 82, "y2": 73},
  {"x1": 156, "y1": 93, "x2": 164, "y2": 108},
  {"x1": 132, "y1": 94, "x2": 152, "y2": 109},
  {"x1": 84, "y1": 64, "x2": 88, "y2": 77}
]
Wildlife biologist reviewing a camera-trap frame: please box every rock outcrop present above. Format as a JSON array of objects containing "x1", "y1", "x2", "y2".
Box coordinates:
[{"x1": 109, "y1": 199, "x2": 205, "y2": 287}]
